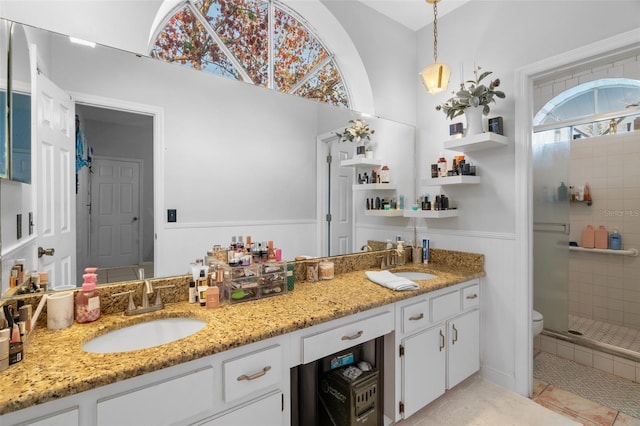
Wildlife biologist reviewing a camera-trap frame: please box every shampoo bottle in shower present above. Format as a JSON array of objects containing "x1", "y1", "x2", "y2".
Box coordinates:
[
  {"x1": 594, "y1": 225, "x2": 608, "y2": 249},
  {"x1": 610, "y1": 229, "x2": 622, "y2": 250},
  {"x1": 582, "y1": 225, "x2": 595, "y2": 248}
]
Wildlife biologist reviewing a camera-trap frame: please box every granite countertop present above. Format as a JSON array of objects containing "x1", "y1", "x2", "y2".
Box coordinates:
[{"x1": 0, "y1": 255, "x2": 484, "y2": 415}]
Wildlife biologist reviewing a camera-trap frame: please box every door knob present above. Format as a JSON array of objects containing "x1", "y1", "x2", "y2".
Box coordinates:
[
  {"x1": 38, "y1": 247, "x2": 55, "y2": 258},
  {"x1": 133, "y1": 217, "x2": 138, "y2": 221}
]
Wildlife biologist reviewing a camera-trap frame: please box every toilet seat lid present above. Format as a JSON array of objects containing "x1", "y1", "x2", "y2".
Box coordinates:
[{"x1": 532, "y1": 310, "x2": 543, "y2": 322}]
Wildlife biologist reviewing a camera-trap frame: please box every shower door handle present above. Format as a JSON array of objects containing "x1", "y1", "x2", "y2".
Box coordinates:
[{"x1": 533, "y1": 222, "x2": 570, "y2": 235}]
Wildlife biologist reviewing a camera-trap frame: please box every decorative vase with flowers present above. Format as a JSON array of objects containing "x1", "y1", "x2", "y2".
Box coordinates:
[
  {"x1": 336, "y1": 119, "x2": 375, "y2": 158},
  {"x1": 436, "y1": 65, "x2": 505, "y2": 136}
]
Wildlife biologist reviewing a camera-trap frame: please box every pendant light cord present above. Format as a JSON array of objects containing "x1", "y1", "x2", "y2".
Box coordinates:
[{"x1": 433, "y1": 1, "x2": 439, "y2": 63}]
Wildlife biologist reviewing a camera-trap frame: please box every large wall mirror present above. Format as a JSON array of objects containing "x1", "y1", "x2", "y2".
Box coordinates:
[{"x1": 0, "y1": 18, "x2": 416, "y2": 300}]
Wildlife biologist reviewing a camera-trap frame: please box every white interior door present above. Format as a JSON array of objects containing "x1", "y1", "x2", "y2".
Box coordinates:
[
  {"x1": 33, "y1": 60, "x2": 76, "y2": 290},
  {"x1": 329, "y1": 141, "x2": 353, "y2": 256},
  {"x1": 90, "y1": 156, "x2": 141, "y2": 268}
]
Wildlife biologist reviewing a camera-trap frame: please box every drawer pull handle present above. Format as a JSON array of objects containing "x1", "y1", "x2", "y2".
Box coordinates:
[
  {"x1": 452, "y1": 324, "x2": 458, "y2": 344},
  {"x1": 237, "y1": 365, "x2": 272, "y2": 381},
  {"x1": 341, "y1": 330, "x2": 364, "y2": 341},
  {"x1": 466, "y1": 294, "x2": 478, "y2": 300},
  {"x1": 439, "y1": 330, "x2": 445, "y2": 351},
  {"x1": 409, "y1": 313, "x2": 425, "y2": 321}
]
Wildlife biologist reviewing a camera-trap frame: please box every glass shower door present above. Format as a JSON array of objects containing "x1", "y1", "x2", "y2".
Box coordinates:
[{"x1": 533, "y1": 127, "x2": 570, "y2": 334}]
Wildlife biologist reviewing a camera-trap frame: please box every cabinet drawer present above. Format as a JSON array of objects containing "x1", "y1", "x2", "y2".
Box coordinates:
[
  {"x1": 302, "y1": 310, "x2": 394, "y2": 364},
  {"x1": 223, "y1": 344, "x2": 282, "y2": 403},
  {"x1": 431, "y1": 291, "x2": 460, "y2": 323},
  {"x1": 462, "y1": 284, "x2": 480, "y2": 310},
  {"x1": 402, "y1": 300, "x2": 429, "y2": 335}
]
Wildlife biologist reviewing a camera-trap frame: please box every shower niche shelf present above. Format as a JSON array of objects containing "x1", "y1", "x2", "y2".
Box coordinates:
[{"x1": 569, "y1": 246, "x2": 638, "y2": 256}]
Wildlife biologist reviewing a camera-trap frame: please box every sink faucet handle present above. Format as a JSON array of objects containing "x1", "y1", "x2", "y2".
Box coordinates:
[
  {"x1": 113, "y1": 290, "x2": 136, "y2": 312},
  {"x1": 152, "y1": 285, "x2": 174, "y2": 307}
]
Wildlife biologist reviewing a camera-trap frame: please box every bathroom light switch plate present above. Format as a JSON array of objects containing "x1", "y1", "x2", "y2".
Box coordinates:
[{"x1": 167, "y1": 209, "x2": 177, "y2": 223}]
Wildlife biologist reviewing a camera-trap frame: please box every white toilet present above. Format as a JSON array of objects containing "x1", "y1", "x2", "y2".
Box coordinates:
[{"x1": 532, "y1": 310, "x2": 544, "y2": 336}]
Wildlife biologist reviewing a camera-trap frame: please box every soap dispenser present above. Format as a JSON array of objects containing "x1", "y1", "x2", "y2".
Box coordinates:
[
  {"x1": 75, "y1": 272, "x2": 100, "y2": 323},
  {"x1": 610, "y1": 229, "x2": 622, "y2": 250}
]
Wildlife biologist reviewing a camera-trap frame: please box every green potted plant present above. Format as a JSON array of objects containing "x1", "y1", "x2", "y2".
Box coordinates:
[
  {"x1": 336, "y1": 119, "x2": 375, "y2": 157},
  {"x1": 436, "y1": 66, "x2": 505, "y2": 135}
]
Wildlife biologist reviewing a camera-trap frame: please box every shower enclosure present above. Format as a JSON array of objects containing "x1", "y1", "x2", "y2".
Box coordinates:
[{"x1": 533, "y1": 111, "x2": 640, "y2": 362}]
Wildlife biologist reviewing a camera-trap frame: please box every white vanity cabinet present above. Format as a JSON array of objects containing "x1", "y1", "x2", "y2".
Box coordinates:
[
  {"x1": 0, "y1": 335, "x2": 289, "y2": 426},
  {"x1": 389, "y1": 279, "x2": 480, "y2": 421}
]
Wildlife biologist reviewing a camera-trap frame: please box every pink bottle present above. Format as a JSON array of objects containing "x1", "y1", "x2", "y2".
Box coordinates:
[
  {"x1": 594, "y1": 226, "x2": 608, "y2": 249},
  {"x1": 582, "y1": 225, "x2": 595, "y2": 248},
  {"x1": 75, "y1": 273, "x2": 101, "y2": 323}
]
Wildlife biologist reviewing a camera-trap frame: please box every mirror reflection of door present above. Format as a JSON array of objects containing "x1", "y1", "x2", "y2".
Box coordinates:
[
  {"x1": 329, "y1": 141, "x2": 353, "y2": 256},
  {"x1": 90, "y1": 157, "x2": 141, "y2": 269},
  {"x1": 75, "y1": 105, "x2": 154, "y2": 284},
  {"x1": 34, "y1": 63, "x2": 76, "y2": 290},
  {"x1": 319, "y1": 133, "x2": 354, "y2": 257}
]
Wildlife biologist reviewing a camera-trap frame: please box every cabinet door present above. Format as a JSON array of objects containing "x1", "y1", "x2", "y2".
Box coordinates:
[
  {"x1": 18, "y1": 407, "x2": 79, "y2": 426},
  {"x1": 401, "y1": 325, "x2": 446, "y2": 419},
  {"x1": 97, "y1": 367, "x2": 214, "y2": 425},
  {"x1": 447, "y1": 309, "x2": 480, "y2": 389},
  {"x1": 198, "y1": 391, "x2": 283, "y2": 426}
]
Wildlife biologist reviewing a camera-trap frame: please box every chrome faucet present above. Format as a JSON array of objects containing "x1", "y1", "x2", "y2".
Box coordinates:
[
  {"x1": 361, "y1": 244, "x2": 373, "y2": 252},
  {"x1": 377, "y1": 250, "x2": 397, "y2": 270},
  {"x1": 113, "y1": 282, "x2": 174, "y2": 316}
]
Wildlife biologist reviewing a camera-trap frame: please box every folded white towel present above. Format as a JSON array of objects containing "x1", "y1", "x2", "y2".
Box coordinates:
[{"x1": 365, "y1": 270, "x2": 419, "y2": 291}]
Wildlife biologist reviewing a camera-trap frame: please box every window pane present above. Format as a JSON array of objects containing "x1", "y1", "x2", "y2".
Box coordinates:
[
  {"x1": 273, "y1": 7, "x2": 329, "y2": 92},
  {"x1": 597, "y1": 86, "x2": 640, "y2": 112},
  {"x1": 294, "y1": 60, "x2": 349, "y2": 108},
  {"x1": 198, "y1": 0, "x2": 269, "y2": 87},
  {"x1": 151, "y1": 6, "x2": 240, "y2": 79},
  {"x1": 547, "y1": 91, "x2": 595, "y2": 123}
]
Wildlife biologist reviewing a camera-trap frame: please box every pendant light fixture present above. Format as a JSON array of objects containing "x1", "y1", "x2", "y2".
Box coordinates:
[{"x1": 421, "y1": 0, "x2": 451, "y2": 94}]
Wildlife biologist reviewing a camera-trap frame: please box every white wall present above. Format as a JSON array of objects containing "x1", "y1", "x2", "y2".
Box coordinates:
[{"x1": 416, "y1": 0, "x2": 640, "y2": 393}]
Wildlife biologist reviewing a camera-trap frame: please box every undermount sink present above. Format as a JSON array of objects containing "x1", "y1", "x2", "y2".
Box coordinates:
[
  {"x1": 392, "y1": 271, "x2": 437, "y2": 280},
  {"x1": 82, "y1": 317, "x2": 206, "y2": 353}
]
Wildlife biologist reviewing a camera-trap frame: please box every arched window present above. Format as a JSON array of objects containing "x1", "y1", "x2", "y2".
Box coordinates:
[
  {"x1": 534, "y1": 78, "x2": 640, "y2": 136},
  {"x1": 150, "y1": 0, "x2": 350, "y2": 108}
]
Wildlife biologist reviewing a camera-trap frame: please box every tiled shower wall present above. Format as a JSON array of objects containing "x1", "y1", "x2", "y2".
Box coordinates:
[{"x1": 534, "y1": 53, "x2": 640, "y2": 331}]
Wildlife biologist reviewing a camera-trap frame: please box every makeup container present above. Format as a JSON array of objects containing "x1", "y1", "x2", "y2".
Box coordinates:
[
  {"x1": 206, "y1": 286, "x2": 220, "y2": 309},
  {"x1": 318, "y1": 261, "x2": 334, "y2": 280},
  {"x1": 9, "y1": 342, "x2": 23, "y2": 365}
]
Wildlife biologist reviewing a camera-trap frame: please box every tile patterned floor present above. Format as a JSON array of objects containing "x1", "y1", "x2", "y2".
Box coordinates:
[
  {"x1": 534, "y1": 352, "x2": 640, "y2": 424},
  {"x1": 569, "y1": 315, "x2": 640, "y2": 354}
]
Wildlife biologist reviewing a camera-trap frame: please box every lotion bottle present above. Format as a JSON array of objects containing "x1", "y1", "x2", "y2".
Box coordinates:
[{"x1": 75, "y1": 273, "x2": 100, "y2": 323}]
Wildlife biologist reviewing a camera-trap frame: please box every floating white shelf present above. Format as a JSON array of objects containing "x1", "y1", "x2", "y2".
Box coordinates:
[
  {"x1": 422, "y1": 175, "x2": 481, "y2": 186},
  {"x1": 340, "y1": 158, "x2": 383, "y2": 167},
  {"x1": 364, "y1": 209, "x2": 404, "y2": 217},
  {"x1": 402, "y1": 209, "x2": 459, "y2": 218},
  {"x1": 353, "y1": 183, "x2": 396, "y2": 191},
  {"x1": 444, "y1": 132, "x2": 508, "y2": 152},
  {"x1": 569, "y1": 246, "x2": 638, "y2": 256}
]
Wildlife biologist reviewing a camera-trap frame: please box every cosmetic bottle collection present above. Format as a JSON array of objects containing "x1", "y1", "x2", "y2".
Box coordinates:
[
  {"x1": 357, "y1": 165, "x2": 391, "y2": 184},
  {"x1": 431, "y1": 154, "x2": 476, "y2": 178},
  {"x1": 190, "y1": 236, "x2": 288, "y2": 306},
  {"x1": 0, "y1": 301, "x2": 28, "y2": 370}
]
